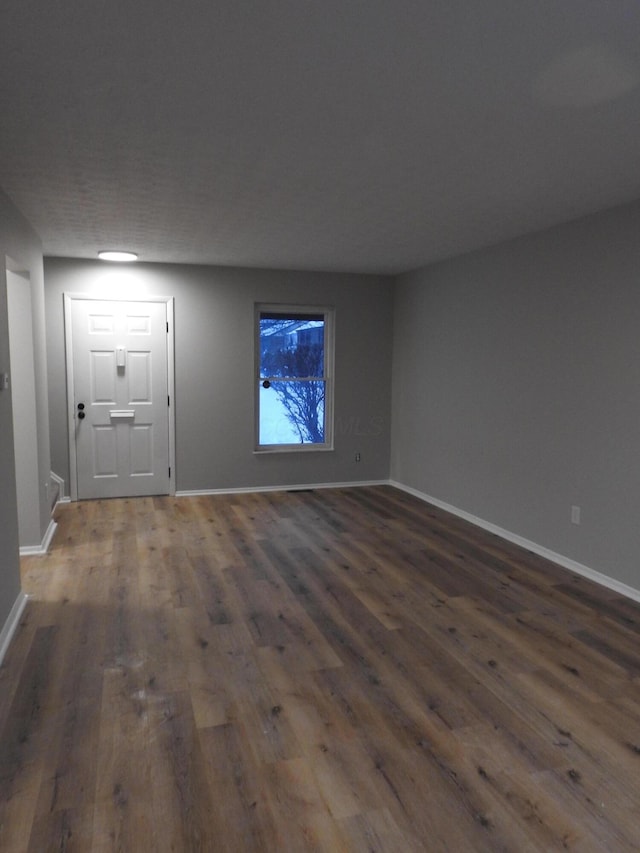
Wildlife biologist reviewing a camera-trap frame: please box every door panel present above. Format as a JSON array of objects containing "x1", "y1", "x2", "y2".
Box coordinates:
[
  {"x1": 130, "y1": 424, "x2": 154, "y2": 475},
  {"x1": 128, "y1": 351, "x2": 152, "y2": 401},
  {"x1": 90, "y1": 351, "x2": 117, "y2": 402},
  {"x1": 93, "y1": 426, "x2": 118, "y2": 477},
  {"x1": 71, "y1": 298, "x2": 170, "y2": 499}
]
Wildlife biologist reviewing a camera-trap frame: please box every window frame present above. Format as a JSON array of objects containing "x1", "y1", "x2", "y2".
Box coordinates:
[{"x1": 254, "y1": 303, "x2": 335, "y2": 453}]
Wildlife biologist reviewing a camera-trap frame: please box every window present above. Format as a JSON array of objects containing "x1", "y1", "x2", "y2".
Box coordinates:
[{"x1": 256, "y1": 304, "x2": 334, "y2": 451}]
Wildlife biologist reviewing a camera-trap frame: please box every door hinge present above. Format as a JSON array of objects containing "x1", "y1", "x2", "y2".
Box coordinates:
[
  {"x1": 168, "y1": 467, "x2": 171, "y2": 478},
  {"x1": 166, "y1": 321, "x2": 169, "y2": 333},
  {"x1": 167, "y1": 395, "x2": 170, "y2": 406}
]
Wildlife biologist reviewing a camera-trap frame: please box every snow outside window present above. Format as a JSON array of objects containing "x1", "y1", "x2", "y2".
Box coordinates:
[{"x1": 255, "y1": 305, "x2": 334, "y2": 451}]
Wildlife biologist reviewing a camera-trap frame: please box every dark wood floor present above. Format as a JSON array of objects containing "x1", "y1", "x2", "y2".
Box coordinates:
[{"x1": 1, "y1": 486, "x2": 640, "y2": 851}]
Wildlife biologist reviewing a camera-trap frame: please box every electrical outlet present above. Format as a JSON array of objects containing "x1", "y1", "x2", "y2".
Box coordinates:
[
  {"x1": 355, "y1": 452, "x2": 361, "y2": 462},
  {"x1": 571, "y1": 505, "x2": 581, "y2": 525}
]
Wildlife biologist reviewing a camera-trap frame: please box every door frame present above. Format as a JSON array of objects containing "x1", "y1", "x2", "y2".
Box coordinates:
[
  {"x1": 64, "y1": 293, "x2": 176, "y2": 501},
  {"x1": 5, "y1": 258, "x2": 41, "y2": 549}
]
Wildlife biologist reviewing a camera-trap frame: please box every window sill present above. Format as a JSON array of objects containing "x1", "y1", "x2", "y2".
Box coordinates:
[{"x1": 254, "y1": 444, "x2": 334, "y2": 455}]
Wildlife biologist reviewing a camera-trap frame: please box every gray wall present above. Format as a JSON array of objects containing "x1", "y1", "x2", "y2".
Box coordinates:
[
  {"x1": 0, "y1": 189, "x2": 49, "y2": 632},
  {"x1": 392, "y1": 199, "x2": 640, "y2": 591},
  {"x1": 45, "y1": 258, "x2": 393, "y2": 493}
]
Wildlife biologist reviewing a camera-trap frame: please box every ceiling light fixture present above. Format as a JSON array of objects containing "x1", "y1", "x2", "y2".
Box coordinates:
[{"x1": 98, "y1": 250, "x2": 138, "y2": 262}]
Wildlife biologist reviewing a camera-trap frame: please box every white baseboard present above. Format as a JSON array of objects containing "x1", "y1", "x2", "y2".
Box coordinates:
[
  {"x1": 19, "y1": 518, "x2": 58, "y2": 557},
  {"x1": 0, "y1": 591, "x2": 28, "y2": 667},
  {"x1": 390, "y1": 480, "x2": 640, "y2": 605},
  {"x1": 176, "y1": 479, "x2": 388, "y2": 498}
]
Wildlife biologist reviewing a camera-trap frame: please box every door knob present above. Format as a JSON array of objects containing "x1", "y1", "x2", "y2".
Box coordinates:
[
  {"x1": 78, "y1": 411, "x2": 85, "y2": 420},
  {"x1": 77, "y1": 403, "x2": 85, "y2": 410}
]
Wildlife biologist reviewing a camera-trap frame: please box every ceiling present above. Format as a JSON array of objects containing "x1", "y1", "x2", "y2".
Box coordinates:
[{"x1": 1, "y1": 1, "x2": 640, "y2": 275}]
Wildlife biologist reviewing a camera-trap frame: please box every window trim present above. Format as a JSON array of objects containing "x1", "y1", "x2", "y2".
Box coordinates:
[{"x1": 254, "y1": 303, "x2": 335, "y2": 453}]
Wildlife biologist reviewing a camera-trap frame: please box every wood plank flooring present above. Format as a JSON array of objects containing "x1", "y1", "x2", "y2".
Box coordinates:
[{"x1": 2, "y1": 485, "x2": 640, "y2": 851}]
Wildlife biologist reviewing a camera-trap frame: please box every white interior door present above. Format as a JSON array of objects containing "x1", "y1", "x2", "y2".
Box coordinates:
[{"x1": 68, "y1": 297, "x2": 172, "y2": 500}]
